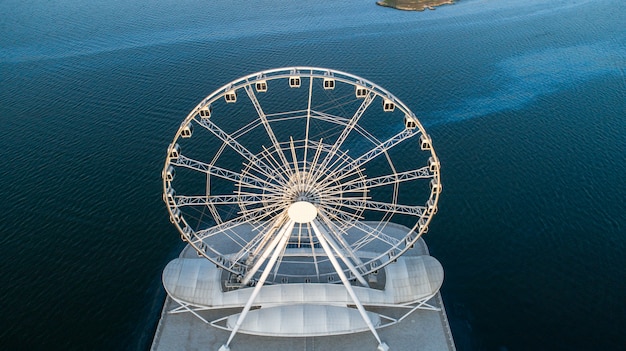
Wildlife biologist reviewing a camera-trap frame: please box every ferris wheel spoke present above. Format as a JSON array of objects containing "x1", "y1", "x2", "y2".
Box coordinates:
[
  {"x1": 350, "y1": 221, "x2": 400, "y2": 252},
  {"x1": 259, "y1": 145, "x2": 295, "y2": 180},
  {"x1": 302, "y1": 138, "x2": 325, "y2": 194},
  {"x1": 321, "y1": 167, "x2": 434, "y2": 195},
  {"x1": 320, "y1": 206, "x2": 357, "y2": 227},
  {"x1": 309, "y1": 110, "x2": 350, "y2": 126},
  {"x1": 228, "y1": 217, "x2": 284, "y2": 270},
  {"x1": 171, "y1": 154, "x2": 282, "y2": 192},
  {"x1": 174, "y1": 194, "x2": 275, "y2": 207},
  {"x1": 324, "y1": 128, "x2": 417, "y2": 184},
  {"x1": 195, "y1": 117, "x2": 287, "y2": 184},
  {"x1": 334, "y1": 198, "x2": 427, "y2": 217},
  {"x1": 315, "y1": 91, "x2": 375, "y2": 178},
  {"x1": 237, "y1": 201, "x2": 286, "y2": 221},
  {"x1": 192, "y1": 204, "x2": 282, "y2": 243},
  {"x1": 321, "y1": 199, "x2": 367, "y2": 217},
  {"x1": 229, "y1": 119, "x2": 263, "y2": 140},
  {"x1": 244, "y1": 85, "x2": 293, "y2": 174},
  {"x1": 191, "y1": 218, "x2": 246, "y2": 244},
  {"x1": 302, "y1": 74, "x2": 315, "y2": 173},
  {"x1": 264, "y1": 109, "x2": 308, "y2": 123}
]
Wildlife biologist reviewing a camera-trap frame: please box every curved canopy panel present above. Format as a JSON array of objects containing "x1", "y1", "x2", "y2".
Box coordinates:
[
  {"x1": 226, "y1": 304, "x2": 382, "y2": 337},
  {"x1": 162, "y1": 255, "x2": 443, "y2": 308}
]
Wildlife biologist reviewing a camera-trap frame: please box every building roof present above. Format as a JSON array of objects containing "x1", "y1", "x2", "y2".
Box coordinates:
[{"x1": 162, "y1": 255, "x2": 443, "y2": 308}]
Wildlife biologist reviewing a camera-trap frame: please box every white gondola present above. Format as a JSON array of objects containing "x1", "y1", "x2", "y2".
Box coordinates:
[
  {"x1": 255, "y1": 80, "x2": 267, "y2": 93},
  {"x1": 170, "y1": 207, "x2": 181, "y2": 223},
  {"x1": 289, "y1": 76, "x2": 301, "y2": 88},
  {"x1": 430, "y1": 179, "x2": 442, "y2": 194},
  {"x1": 355, "y1": 85, "x2": 368, "y2": 98},
  {"x1": 427, "y1": 198, "x2": 437, "y2": 215},
  {"x1": 199, "y1": 105, "x2": 212, "y2": 119},
  {"x1": 419, "y1": 217, "x2": 429, "y2": 233},
  {"x1": 404, "y1": 115, "x2": 417, "y2": 130},
  {"x1": 168, "y1": 143, "x2": 180, "y2": 159},
  {"x1": 420, "y1": 134, "x2": 432, "y2": 150},
  {"x1": 181, "y1": 123, "x2": 193, "y2": 138},
  {"x1": 163, "y1": 165, "x2": 175, "y2": 182},
  {"x1": 197, "y1": 243, "x2": 206, "y2": 257},
  {"x1": 224, "y1": 90, "x2": 237, "y2": 103},
  {"x1": 164, "y1": 187, "x2": 176, "y2": 206},
  {"x1": 428, "y1": 157, "x2": 440, "y2": 173},
  {"x1": 406, "y1": 235, "x2": 415, "y2": 249},
  {"x1": 323, "y1": 78, "x2": 335, "y2": 90},
  {"x1": 383, "y1": 98, "x2": 395, "y2": 112},
  {"x1": 180, "y1": 226, "x2": 191, "y2": 242}
]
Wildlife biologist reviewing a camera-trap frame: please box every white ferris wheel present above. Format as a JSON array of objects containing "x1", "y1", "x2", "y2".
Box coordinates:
[{"x1": 161, "y1": 67, "x2": 442, "y2": 350}]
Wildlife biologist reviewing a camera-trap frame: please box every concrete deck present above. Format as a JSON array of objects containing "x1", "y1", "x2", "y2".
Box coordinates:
[{"x1": 151, "y1": 291, "x2": 455, "y2": 351}]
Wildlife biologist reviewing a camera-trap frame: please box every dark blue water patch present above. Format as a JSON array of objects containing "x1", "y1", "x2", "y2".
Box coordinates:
[{"x1": 429, "y1": 75, "x2": 626, "y2": 350}]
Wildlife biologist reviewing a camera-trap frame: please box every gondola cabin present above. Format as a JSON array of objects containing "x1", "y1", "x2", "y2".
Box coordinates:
[
  {"x1": 170, "y1": 207, "x2": 181, "y2": 223},
  {"x1": 383, "y1": 99, "x2": 395, "y2": 112},
  {"x1": 224, "y1": 90, "x2": 237, "y2": 103},
  {"x1": 427, "y1": 198, "x2": 437, "y2": 215},
  {"x1": 405, "y1": 235, "x2": 415, "y2": 249},
  {"x1": 420, "y1": 134, "x2": 432, "y2": 150},
  {"x1": 404, "y1": 115, "x2": 418, "y2": 130},
  {"x1": 181, "y1": 123, "x2": 193, "y2": 138},
  {"x1": 289, "y1": 76, "x2": 301, "y2": 88},
  {"x1": 419, "y1": 217, "x2": 429, "y2": 233},
  {"x1": 164, "y1": 187, "x2": 176, "y2": 206},
  {"x1": 199, "y1": 105, "x2": 212, "y2": 119},
  {"x1": 168, "y1": 143, "x2": 180, "y2": 159},
  {"x1": 180, "y1": 226, "x2": 191, "y2": 242},
  {"x1": 428, "y1": 157, "x2": 440, "y2": 172},
  {"x1": 163, "y1": 165, "x2": 175, "y2": 182},
  {"x1": 430, "y1": 179, "x2": 442, "y2": 194},
  {"x1": 323, "y1": 78, "x2": 335, "y2": 90},
  {"x1": 355, "y1": 85, "x2": 368, "y2": 98},
  {"x1": 255, "y1": 80, "x2": 267, "y2": 93}
]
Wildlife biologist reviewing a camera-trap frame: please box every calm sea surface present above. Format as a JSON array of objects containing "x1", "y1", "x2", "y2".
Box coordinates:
[{"x1": 1, "y1": 0, "x2": 625, "y2": 350}]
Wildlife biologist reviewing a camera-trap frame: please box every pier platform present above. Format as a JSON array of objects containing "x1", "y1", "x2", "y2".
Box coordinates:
[{"x1": 151, "y1": 235, "x2": 456, "y2": 351}]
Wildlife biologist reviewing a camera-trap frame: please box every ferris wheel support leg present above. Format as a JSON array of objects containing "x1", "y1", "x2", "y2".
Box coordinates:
[
  {"x1": 222, "y1": 220, "x2": 295, "y2": 350},
  {"x1": 240, "y1": 216, "x2": 286, "y2": 286},
  {"x1": 310, "y1": 220, "x2": 386, "y2": 348}
]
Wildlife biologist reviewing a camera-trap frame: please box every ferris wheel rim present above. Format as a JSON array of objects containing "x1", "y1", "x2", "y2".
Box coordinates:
[{"x1": 162, "y1": 66, "x2": 441, "y2": 279}]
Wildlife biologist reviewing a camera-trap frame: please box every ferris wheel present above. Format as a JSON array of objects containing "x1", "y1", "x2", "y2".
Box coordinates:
[
  {"x1": 161, "y1": 67, "x2": 442, "y2": 350},
  {"x1": 162, "y1": 67, "x2": 441, "y2": 284}
]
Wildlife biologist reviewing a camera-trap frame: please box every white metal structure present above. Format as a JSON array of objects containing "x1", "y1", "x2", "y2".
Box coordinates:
[{"x1": 162, "y1": 67, "x2": 442, "y2": 350}]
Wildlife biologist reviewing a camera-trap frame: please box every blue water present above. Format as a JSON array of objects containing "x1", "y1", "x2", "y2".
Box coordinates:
[{"x1": 1, "y1": 0, "x2": 625, "y2": 350}]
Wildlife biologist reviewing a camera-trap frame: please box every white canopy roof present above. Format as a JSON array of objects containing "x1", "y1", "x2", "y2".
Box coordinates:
[
  {"x1": 162, "y1": 255, "x2": 443, "y2": 308},
  {"x1": 226, "y1": 304, "x2": 381, "y2": 337}
]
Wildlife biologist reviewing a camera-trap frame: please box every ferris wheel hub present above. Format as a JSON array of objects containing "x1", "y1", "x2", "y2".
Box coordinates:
[{"x1": 288, "y1": 201, "x2": 318, "y2": 224}]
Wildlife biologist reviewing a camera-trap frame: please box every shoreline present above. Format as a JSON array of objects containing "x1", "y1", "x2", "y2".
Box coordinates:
[{"x1": 376, "y1": 0, "x2": 455, "y2": 11}]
